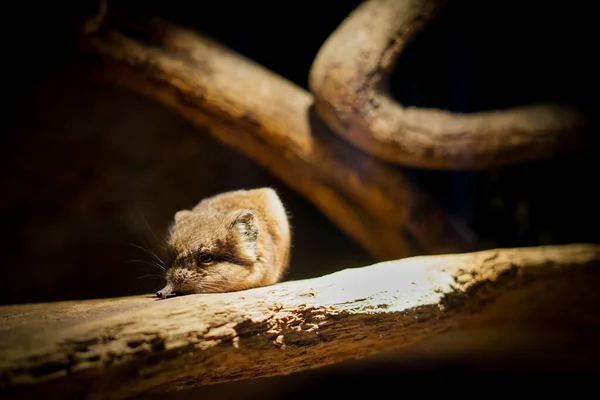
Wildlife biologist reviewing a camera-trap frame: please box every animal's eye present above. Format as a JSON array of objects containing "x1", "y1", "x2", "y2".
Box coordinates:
[{"x1": 198, "y1": 253, "x2": 213, "y2": 264}]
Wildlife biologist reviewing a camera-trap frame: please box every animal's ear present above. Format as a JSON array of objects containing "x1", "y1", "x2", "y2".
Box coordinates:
[
  {"x1": 174, "y1": 210, "x2": 193, "y2": 223},
  {"x1": 231, "y1": 210, "x2": 259, "y2": 259}
]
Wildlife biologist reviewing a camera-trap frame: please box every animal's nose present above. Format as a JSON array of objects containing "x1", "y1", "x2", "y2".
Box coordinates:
[{"x1": 157, "y1": 284, "x2": 176, "y2": 299}]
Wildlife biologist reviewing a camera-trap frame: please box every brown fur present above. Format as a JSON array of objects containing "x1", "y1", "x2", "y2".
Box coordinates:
[{"x1": 156, "y1": 188, "x2": 291, "y2": 298}]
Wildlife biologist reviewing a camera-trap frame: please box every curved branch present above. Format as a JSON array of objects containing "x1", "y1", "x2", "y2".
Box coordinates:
[
  {"x1": 76, "y1": 17, "x2": 473, "y2": 260},
  {"x1": 1, "y1": 244, "x2": 599, "y2": 399},
  {"x1": 309, "y1": 0, "x2": 589, "y2": 169},
  {"x1": 83, "y1": 0, "x2": 107, "y2": 35}
]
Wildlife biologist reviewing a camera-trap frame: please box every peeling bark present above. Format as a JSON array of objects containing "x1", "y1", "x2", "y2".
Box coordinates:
[
  {"x1": 76, "y1": 17, "x2": 473, "y2": 260},
  {"x1": 1, "y1": 244, "x2": 599, "y2": 399},
  {"x1": 309, "y1": 0, "x2": 589, "y2": 169}
]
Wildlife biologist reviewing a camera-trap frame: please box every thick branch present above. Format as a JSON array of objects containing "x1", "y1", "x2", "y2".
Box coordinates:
[
  {"x1": 77, "y1": 17, "x2": 473, "y2": 260},
  {"x1": 309, "y1": 0, "x2": 589, "y2": 169},
  {"x1": 1, "y1": 244, "x2": 599, "y2": 399}
]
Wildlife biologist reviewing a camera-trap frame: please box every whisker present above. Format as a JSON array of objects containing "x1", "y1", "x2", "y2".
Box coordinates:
[
  {"x1": 123, "y1": 241, "x2": 168, "y2": 269},
  {"x1": 148, "y1": 248, "x2": 167, "y2": 268},
  {"x1": 138, "y1": 274, "x2": 166, "y2": 280},
  {"x1": 126, "y1": 259, "x2": 167, "y2": 272},
  {"x1": 137, "y1": 208, "x2": 168, "y2": 254},
  {"x1": 122, "y1": 241, "x2": 164, "y2": 265}
]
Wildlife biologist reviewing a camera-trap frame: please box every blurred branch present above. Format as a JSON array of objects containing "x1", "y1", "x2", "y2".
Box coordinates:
[
  {"x1": 1, "y1": 244, "x2": 599, "y2": 399},
  {"x1": 309, "y1": 0, "x2": 589, "y2": 169},
  {"x1": 76, "y1": 17, "x2": 473, "y2": 260},
  {"x1": 83, "y1": 0, "x2": 107, "y2": 35}
]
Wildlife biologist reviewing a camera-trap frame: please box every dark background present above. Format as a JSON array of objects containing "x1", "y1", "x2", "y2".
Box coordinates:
[{"x1": 2, "y1": 0, "x2": 598, "y2": 308}]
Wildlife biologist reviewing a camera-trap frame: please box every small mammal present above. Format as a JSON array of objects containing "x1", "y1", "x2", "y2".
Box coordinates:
[{"x1": 156, "y1": 188, "x2": 291, "y2": 298}]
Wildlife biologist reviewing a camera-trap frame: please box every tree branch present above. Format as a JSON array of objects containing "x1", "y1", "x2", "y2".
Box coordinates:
[
  {"x1": 1, "y1": 244, "x2": 599, "y2": 399},
  {"x1": 82, "y1": 0, "x2": 107, "y2": 35},
  {"x1": 76, "y1": 17, "x2": 473, "y2": 260},
  {"x1": 309, "y1": 0, "x2": 589, "y2": 169}
]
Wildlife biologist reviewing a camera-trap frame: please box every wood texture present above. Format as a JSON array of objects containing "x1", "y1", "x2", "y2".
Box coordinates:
[
  {"x1": 76, "y1": 17, "x2": 473, "y2": 260},
  {"x1": 309, "y1": 0, "x2": 589, "y2": 169},
  {"x1": 1, "y1": 243, "x2": 599, "y2": 399}
]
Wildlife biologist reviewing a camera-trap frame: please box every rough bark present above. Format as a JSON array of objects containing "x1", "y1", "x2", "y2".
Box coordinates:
[
  {"x1": 1, "y1": 243, "x2": 599, "y2": 399},
  {"x1": 76, "y1": 17, "x2": 473, "y2": 260},
  {"x1": 309, "y1": 0, "x2": 589, "y2": 169}
]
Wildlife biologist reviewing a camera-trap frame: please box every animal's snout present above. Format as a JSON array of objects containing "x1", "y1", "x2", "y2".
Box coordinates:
[{"x1": 156, "y1": 284, "x2": 176, "y2": 299}]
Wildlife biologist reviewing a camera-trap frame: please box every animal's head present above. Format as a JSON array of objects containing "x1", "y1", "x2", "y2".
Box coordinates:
[{"x1": 156, "y1": 209, "x2": 262, "y2": 298}]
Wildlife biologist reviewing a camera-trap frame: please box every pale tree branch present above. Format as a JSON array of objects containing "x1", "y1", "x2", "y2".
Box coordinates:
[
  {"x1": 76, "y1": 17, "x2": 474, "y2": 260},
  {"x1": 0, "y1": 244, "x2": 599, "y2": 399},
  {"x1": 309, "y1": 0, "x2": 589, "y2": 169}
]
